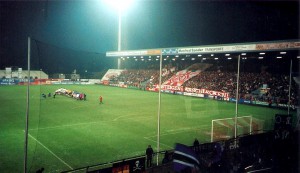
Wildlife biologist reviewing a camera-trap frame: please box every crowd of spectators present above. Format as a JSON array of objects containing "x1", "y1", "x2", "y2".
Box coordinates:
[
  {"x1": 184, "y1": 69, "x2": 298, "y2": 106},
  {"x1": 108, "y1": 61, "x2": 298, "y2": 106}
]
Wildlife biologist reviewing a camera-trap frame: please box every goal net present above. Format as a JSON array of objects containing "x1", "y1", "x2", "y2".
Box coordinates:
[{"x1": 211, "y1": 116, "x2": 263, "y2": 142}]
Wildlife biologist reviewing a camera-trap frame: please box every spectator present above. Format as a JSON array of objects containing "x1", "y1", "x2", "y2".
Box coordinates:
[
  {"x1": 146, "y1": 145, "x2": 154, "y2": 168},
  {"x1": 193, "y1": 138, "x2": 200, "y2": 153},
  {"x1": 162, "y1": 151, "x2": 170, "y2": 165},
  {"x1": 36, "y1": 167, "x2": 44, "y2": 173}
]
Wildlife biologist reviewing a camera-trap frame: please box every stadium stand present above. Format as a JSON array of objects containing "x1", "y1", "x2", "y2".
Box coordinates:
[
  {"x1": 103, "y1": 61, "x2": 298, "y2": 107},
  {"x1": 0, "y1": 70, "x2": 48, "y2": 79}
]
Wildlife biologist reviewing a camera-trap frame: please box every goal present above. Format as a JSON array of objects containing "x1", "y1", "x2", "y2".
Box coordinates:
[{"x1": 211, "y1": 116, "x2": 257, "y2": 142}]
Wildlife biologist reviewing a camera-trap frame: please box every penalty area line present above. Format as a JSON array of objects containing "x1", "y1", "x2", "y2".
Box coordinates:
[
  {"x1": 143, "y1": 137, "x2": 173, "y2": 149},
  {"x1": 24, "y1": 131, "x2": 73, "y2": 170}
]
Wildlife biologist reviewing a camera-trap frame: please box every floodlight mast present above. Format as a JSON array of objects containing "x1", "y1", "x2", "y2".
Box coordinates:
[
  {"x1": 104, "y1": 0, "x2": 133, "y2": 69},
  {"x1": 117, "y1": 10, "x2": 121, "y2": 69}
]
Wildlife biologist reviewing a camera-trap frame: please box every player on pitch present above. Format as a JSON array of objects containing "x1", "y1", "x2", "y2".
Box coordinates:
[{"x1": 99, "y1": 96, "x2": 103, "y2": 104}]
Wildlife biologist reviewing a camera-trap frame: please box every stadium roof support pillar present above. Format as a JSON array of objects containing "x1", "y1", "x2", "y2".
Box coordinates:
[
  {"x1": 234, "y1": 55, "x2": 240, "y2": 142},
  {"x1": 156, "y1": 51, "x2": 162, "y2": 165},
  {"x1": 288, "y1": 60, "x2": 292, "y2": 115}
]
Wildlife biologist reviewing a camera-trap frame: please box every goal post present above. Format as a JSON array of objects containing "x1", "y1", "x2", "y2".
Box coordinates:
[{"x1": 211, "y1": 116, "x2": 256, "y2": 142}]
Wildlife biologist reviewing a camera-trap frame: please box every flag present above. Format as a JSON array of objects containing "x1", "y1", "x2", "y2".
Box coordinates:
[{"x1": 173, "y1": 143, "x2": 200, "y2": 172}]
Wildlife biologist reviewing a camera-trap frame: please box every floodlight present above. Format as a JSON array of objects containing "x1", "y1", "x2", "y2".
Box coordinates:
[{"x1": 104, "y1": 0, "x2": 133, "y2": 13}]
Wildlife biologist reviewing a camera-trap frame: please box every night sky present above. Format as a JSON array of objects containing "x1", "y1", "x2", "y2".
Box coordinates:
[{"x1": 0, "y1": 0, "x2": 299, "y2": 70}]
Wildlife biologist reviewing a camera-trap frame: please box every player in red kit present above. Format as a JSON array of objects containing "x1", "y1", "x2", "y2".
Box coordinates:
[{"x1": 99, "y1": 96, "x2": 103, "y2": 104}]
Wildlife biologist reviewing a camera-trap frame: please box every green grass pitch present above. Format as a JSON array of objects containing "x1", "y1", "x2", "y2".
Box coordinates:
[{"x1": 0, "y1": 85, "x2": 294, "y2": 172}]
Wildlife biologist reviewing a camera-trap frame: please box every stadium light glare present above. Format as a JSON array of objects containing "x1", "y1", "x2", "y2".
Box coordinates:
[
  {"x1": 276, "y1": 56, "x2": 282, "y2": 59},
  {"x1": 241, "y1": 53, "x2": 246, "y2": 55},
  {"x1": 197, "y1": 54, "x2": 202, "y2": 57},
  {"x1": 202, "y1": 58, "x2": 206, "y2": 60},
  {"x1": 225, "y1": 54, "x2": 230, "y2": 56},
  {"x1": 175, "y1": 55, "x2": 179, "y2": 57},
  {"x1": 297, "y1": 56, "x2": 300, "y2": 59},
  {"x1": 280, "y1": 52, "x2": 287, "y2": 54},
  {"x1": 211, "y1": 54, "x2": 214, "y2": 56},
  {"x1": 258, "y1": 57, "x2": 264, "y2": 59},
  {"x1": 227, "y1": 57, "x2": 232, "y2": 60},
  {"x1": 214, "y1": 57, "x2": 218, "y2": 60},
  {"x1": 259, "y1": 52, "x2": 265, "y2": 55},
  {"x1": 104, "y1": 0, "x2": 133, "y2": 13}
]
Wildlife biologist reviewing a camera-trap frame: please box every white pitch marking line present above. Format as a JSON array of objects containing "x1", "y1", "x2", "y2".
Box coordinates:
[
  {"x1": 143, "y1": 137, "x2": 173, "y2": 149},
  {"x1": 28, "y1": 117, "x2": 152, "y2": 131},
  {"x1": 26, "y1": 132, "x2": 73, "y2": 170},
  {"x1": 113, "y1": 115, "x2": 131, "y2": 121},
  {"x1": 146, "y1": 125, "x2": 210, "y2": 138}
]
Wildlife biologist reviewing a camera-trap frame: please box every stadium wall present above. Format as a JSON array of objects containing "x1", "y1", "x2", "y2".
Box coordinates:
[{"x1": 0, "y1": 78, "x2": 100, "y2": 85}]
